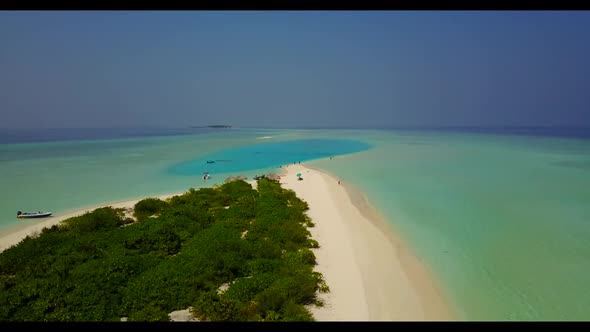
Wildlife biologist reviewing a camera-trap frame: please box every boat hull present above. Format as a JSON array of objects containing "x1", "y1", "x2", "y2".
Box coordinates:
[{"x1": 17, "y1": 213, "x2": 52, "y2": 219}]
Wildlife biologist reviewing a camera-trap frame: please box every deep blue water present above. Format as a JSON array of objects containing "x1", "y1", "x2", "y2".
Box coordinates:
[
  {"x1": 2, "y1": 127, "x2": 589, "y2": 145},
  {"x1": 381, "y1": 126, "x2": 590, "y2": 140},
  {"x1": 0, "y1": 127, "x2": 208, "y2": 144}
]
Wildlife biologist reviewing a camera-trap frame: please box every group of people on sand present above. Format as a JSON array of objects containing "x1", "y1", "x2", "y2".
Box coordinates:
[
  {"x1": 279, "y1": 156, "x2": 335, "y2": 169},
  {"x1": 279, "y1": 161, "x2": 301, "y2": 168}
]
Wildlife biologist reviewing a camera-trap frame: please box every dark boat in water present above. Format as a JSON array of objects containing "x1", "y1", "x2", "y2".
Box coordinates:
[
  {"x1": 206, "y1": 160, "x2": 215, "y2": 164},
  {"x1": 17, "y1": 211, "x2": 52, "y2": 219}
]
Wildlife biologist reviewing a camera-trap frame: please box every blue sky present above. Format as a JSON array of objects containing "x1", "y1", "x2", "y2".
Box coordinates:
[{"x1": 1, "y1": 11, "x2": 589, "y2": 128}]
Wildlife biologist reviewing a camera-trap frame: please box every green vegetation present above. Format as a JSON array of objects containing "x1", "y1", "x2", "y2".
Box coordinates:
[{"x1": 0, "y1": 178, "x2": 328, "y2": 321}]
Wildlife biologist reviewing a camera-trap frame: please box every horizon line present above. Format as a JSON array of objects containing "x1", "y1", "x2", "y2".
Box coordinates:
[{"x1": 2, "y1": 125, "x2": 590, "y2": 130}]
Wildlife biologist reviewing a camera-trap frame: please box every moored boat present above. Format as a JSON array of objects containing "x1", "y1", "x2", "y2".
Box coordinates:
[{"x1": 17, "y1": 211, "x2": 52, "y2": 219}]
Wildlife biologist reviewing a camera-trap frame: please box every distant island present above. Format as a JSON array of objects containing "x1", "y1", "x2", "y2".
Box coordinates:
[{"x1": 191, "y1": 125, "x2": 232, "y2": 129}]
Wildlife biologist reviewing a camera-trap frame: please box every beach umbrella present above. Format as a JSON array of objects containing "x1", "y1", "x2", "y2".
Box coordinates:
[{"x1": 296, "y1": 173, "x2": 302, "y2": 177}]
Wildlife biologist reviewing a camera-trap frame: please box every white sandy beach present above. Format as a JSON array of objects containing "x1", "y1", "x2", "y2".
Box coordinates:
[
  {"x1": 280, "y1": 164, "x2": 452, "y2": 321},
  {"x1": 0, "y1": 165, "x2": 452, "y2": 321}
]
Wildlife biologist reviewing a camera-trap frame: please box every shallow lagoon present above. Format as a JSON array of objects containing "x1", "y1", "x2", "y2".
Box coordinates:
[
  {"x1": 2, "y1": 127, "x2": 590, "y2": 320},
  {"x1": 0, "y1": 132, "x2": 371, "y2": 232},
  {"x1": 168, "y1": 138, "x2": 372, "y2": 176}
]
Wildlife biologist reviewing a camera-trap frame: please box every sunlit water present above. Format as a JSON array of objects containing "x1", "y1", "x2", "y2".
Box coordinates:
[
  {"x1": 0, "y1": 128, "x2": 370, "y2": 231},
  {"x1": 1, "y1": 127, "x2": 590, "y2": 320},
  {"x1": 309, "y1": 129, "x2": 590, "y2": 320}
]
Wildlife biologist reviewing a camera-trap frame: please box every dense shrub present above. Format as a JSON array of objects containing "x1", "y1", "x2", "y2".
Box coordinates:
[
  {"x1": 134, "y1": 198, "x2": 168, "y2": 220},
  {"x1": 61, "y1": 207, "x2": 124, "y2": 233},
  {"x1": 0, "y1": 179, "x2": 326, "y2": 321}
]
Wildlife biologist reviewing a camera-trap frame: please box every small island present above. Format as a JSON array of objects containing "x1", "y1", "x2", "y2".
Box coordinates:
[
  {"x1": 191, "y1": 125, "x2": 232, "y2": 129},
  {"x1": 0, "y1": 178, "x2": 327, "y2": 321}
]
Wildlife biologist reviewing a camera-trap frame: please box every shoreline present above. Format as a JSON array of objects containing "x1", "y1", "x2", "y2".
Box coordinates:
[
  {"x1": 280, "y1": 164, "x2": 453, "y2": 320},
  {"x1": 303, "y1": 164, "x2": 455, "y2": 320},
  {"x1": 0, "y1": 191, "x2": 186, "y2": 253},
  {"x1": 0, "y1": 164, "x2": 454, "y2": 321}
]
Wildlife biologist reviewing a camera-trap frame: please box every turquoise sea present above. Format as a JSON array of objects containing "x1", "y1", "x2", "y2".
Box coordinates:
[{"x1": 1, "y1": 127, "x2": 589, "y2": 320}]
